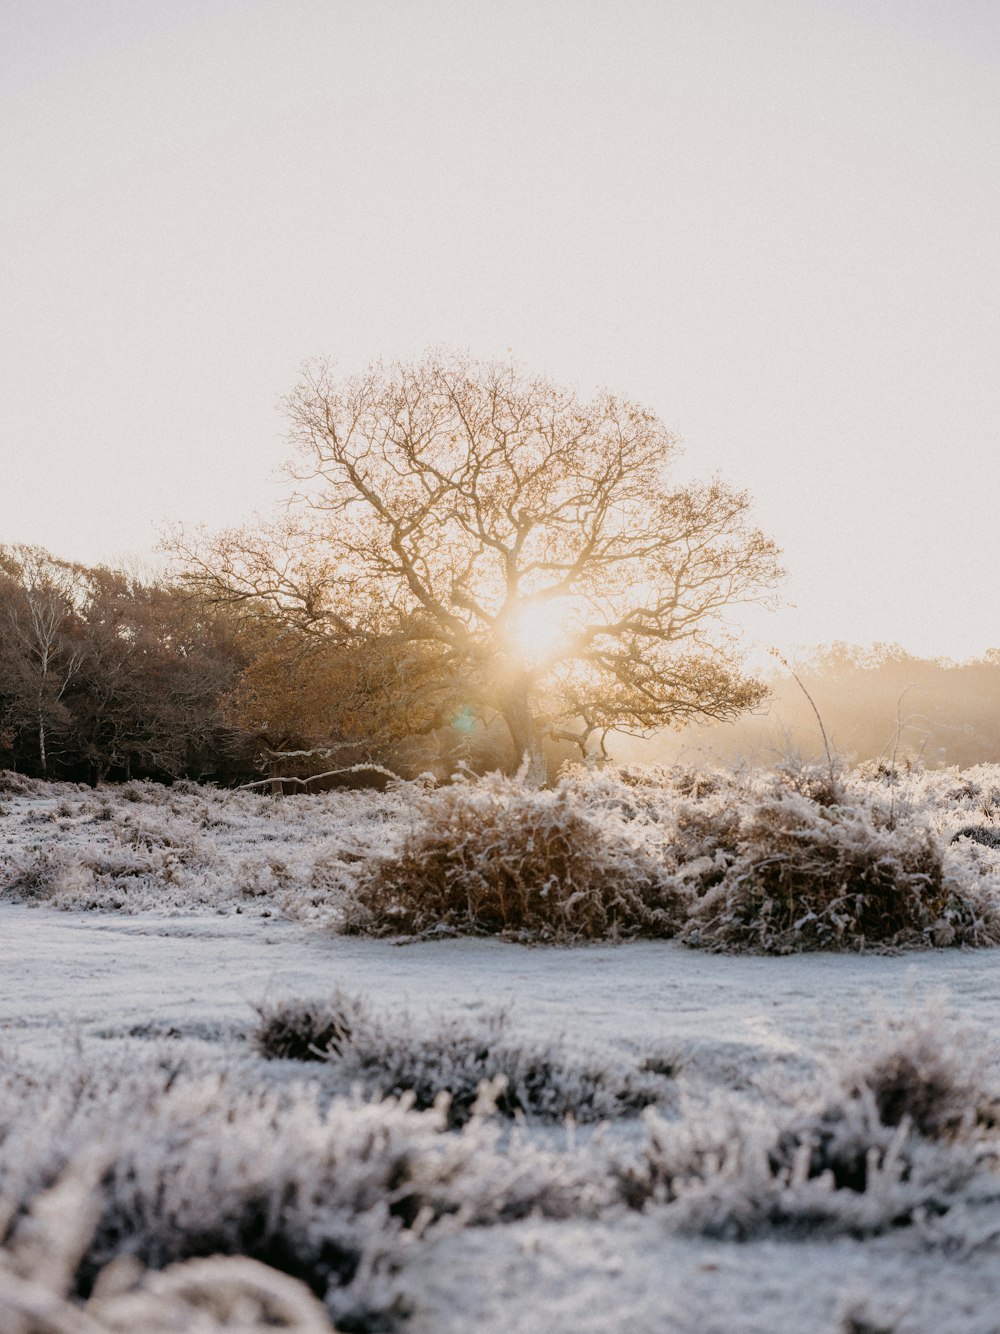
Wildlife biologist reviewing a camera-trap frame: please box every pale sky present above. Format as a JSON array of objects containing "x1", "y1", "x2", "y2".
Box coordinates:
[{"x1": 3, "y1": 0, "x2": 998, "y2": 660}]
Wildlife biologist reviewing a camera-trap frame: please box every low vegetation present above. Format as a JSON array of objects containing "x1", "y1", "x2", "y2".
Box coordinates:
[
  {"x1": 343, "y1": 771, "x2": 687, "y2": 941},
  {"x1": 1, "y1": 1002, "x2": 998, "y2": 1331},
  {"x1": 254, "y1": 992, "x2": 671, "y2": 1126},
  {"x1": 615, "y1": 1000, "x2": 1000, "y2": 1236},
  {"x1": 344, "y1": 763, "x2": 1000, "y2": 951},
  {"x1": 4, "y1": 761, "x2": 1000, "y2": 952}
]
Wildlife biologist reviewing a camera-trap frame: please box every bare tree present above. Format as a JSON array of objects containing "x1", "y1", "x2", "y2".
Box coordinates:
[
  {"x1": 0, "y1": 546, "x2": 84, "y2": 775},
  {"x1": 176, "y1": 353, "x2": 782, "y2": 781},
  {"x1": 0, "y1": 548, "x2": 249, "y2": 784}
]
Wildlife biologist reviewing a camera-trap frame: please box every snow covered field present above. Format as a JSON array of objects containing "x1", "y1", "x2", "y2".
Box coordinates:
[{"x1": 2, "y1": 769, "x2": 1000, "y2": 1332}]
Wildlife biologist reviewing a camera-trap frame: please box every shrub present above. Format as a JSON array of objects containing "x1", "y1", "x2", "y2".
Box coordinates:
[
  {"x1": 344, "y1": 772, "x2": 687, "y2": 940},
  {"x1": 0, "y1": 1052, "x2": 601, "y2": 1331},
  {"x1": 254, "y1": 996, "x2": 670, "y2": 1127},
  {"x1": 828, "y1": 1000, "x2": 1000, "y2": 1140},
  {"x1": 0, "y1": 770, "x2": 64, "y2": 796},
  {"x1": 1, "y1": 1186, "x2": 337, "y2": 1334},
  {"x1": 253, "y1": 992, "x2": 364, "y2": 1062},
  {"x1": 681, "y1": 788, "x2": 959, "y2": 952},
  {"x1": 0, "y1": 843, "x2": 181, "y2": 910},
  {"x1": 616, "y1": 1003, "x2": 998, "y2": 1237}
]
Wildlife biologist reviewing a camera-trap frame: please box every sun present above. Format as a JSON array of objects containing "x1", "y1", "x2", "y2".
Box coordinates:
[{"x1": 504, "y1": 599, "x2": 574, "y2": 667}]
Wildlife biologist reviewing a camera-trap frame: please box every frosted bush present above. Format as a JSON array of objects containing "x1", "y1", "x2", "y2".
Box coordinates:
[
  {"x1": 253, "y1": 991, "x2": 364, "y2": 1062},
  {"x1": 254, "y1": 995, "x2": 671, "y2": 1126},
  {"x1": 825, "y1": 999, "x2": 1000, "y2": 1140},
  {"x1": 0, "y1": 1051, "x2": 603, "y2": 1330},
  {"x1": 0, "y1": 770, "x2": 75, "y2": 796},
  {"x1": 681, "y1": 789, "x2": 954, "y2": 952},
  {"x1": 618, "y1": 1090, "x2": 991, "y2": 1241},
  {"x1": 0, "y1": 780, "x2": 395, "y2": 918},
  {"x1": 109, "y1": 808, "x2": 218, "y2": 869},
  {"x1": 0, "y1": 842, "x2": 193, "y2": 911},
  {"x1": 0, "y1": 1166, "x2": 338, "y2": 1332},
  {"x1": 3, "y1": 765, "x2": 999, "y2": 949},
  {"x1": 951, "y1": 824, "x2": 1000, "y2": 850},
  {"x1": 635, "y1": 761, "x2": 1000, "y2": 952},
  {"x1": 345, "y1": 771, "x2": 688, "y2": 940},
  {"x1": 617, "y1": 1002, "x2": 1000, "y2": 1238}
]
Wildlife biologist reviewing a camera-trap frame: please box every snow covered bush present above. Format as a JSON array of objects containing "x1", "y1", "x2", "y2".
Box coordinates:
[
  {"x1": 344, "y1": 772, "x2": 687, "y2": 940},
  {"x1": 3, "y1": 764, "x2": 999, "y2": 950},
  {"x1": 0, "y1": 769, "x2": 63, "y2": 796},
  {"x1": 681, "y1": 789, "x2": 952, "y2": 952},
  {"x1": 616, "y1": 1002, "x2": 1000, "y2": 1238},
  {"x1": 952, "y1": 824, "x2": 1000, "y2": 850},
  {"x1": 0, "y1": 1051, "x2": 602, "y2": 1331},
  {"x1": 253, "y1": 991, "x2": 363, "y2": 1062},
  {"x1": 0, "y1": 779, "x2": 399, "y2": 918},
  {"x1": 827, "y1": 1000, "x2": 1000, "y2": 1140},
  {"x1": 0, "y1": 1168, "x2": 337, "y2": 1334},
  {"x1": 0, "y1": 840, "x2": 195, "y2": 911},
  {"x1": 645, "y1": 761, "x2": 1000, "y2": 952},
  {"x1": 254, "y1": 995, "x2": 670, "y2": 1126}
]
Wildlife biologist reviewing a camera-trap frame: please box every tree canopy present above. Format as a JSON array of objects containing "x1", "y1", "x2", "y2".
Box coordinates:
[
  {"x1": 176, "y1": 353, "x2": 783, "y2": 779},
  {"x1": 0, "y1": 545, "x2": 247, "y2": 784}
]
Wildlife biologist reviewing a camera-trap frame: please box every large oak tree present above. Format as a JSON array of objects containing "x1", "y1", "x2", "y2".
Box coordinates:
[{"x1": 177, "y1": 353, "x2": 783, "y2": 781}]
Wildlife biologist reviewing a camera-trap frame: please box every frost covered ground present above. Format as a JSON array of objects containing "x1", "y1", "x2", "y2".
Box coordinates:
[{"x1": 2, "y1": 767, "x2": 1000, "y2": 1332}]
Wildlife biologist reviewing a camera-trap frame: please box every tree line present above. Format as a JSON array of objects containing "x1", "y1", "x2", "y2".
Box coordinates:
[
  {"x1": 0, "y1": 545, "x2": 251, "y2": 784},
  {"x1": 9, "y1": 353, "x2": 998, "y2": 786},
  {"x1": 0, "y1": 544, "x2": 459, "y2": 786},
  {"x1": 4, "y1": 542, "x2": 997, "y2": 784}
]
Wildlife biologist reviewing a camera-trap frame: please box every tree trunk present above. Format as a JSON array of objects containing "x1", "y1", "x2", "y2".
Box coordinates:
[
  {"x1": 501, "y1": 680, "x2": 547, "y2": 787},
  {"x1": 37, "y1": 710, "x2": 47, "y2": 777}
]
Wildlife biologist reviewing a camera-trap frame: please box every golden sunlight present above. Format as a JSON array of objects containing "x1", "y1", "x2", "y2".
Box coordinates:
[{"x1": 504, "y1": 599, "x2": 575, "y2": 667}]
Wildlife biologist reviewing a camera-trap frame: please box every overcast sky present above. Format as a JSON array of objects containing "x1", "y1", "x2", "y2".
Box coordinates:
[{"x1": 3, "y1": 0, "x2": 998, "y2": 660}]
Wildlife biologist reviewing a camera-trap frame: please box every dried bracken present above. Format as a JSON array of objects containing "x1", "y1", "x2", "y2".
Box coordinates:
[{"x1": 345, "y1": 772, "x2": 687, "y2": 940}]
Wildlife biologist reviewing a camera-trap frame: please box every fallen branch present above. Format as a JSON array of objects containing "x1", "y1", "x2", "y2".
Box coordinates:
[{"x1": 238, "y1": 763, "x2": 402, "y2": 791}]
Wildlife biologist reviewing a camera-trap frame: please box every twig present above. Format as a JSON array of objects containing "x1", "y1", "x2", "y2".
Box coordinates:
[
  {"x1": 888, "y1": 683, "x2": 917, "y2": 829},
  {"x1": 770, "y1": 650, "x2": 836, "y2": 789}
]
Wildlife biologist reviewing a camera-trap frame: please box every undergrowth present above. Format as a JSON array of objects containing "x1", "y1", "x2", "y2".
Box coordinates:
[
  {"x1": 3, "y1": 761, "x2": 1000, "y2": 952},
  {"x1": 616, "y1": 1000, "x2": 1000, "y2": 1236},
  {"x1": 254, "y1": 993, "x2": 670, "y2": 1127},
  {"x1": 0, "y1": 1052, "x2": 598, "y2": 1331},
  {"x1": 2, "y1": 1002, "x2": 998, "y2": 1330},
  {"x1": 344, "y1": 772, "x2": 687, "y2": 941}
]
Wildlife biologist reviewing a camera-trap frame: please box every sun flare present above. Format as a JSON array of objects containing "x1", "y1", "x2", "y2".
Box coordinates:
[{"x1": 505, "y1": 600, "x2": 575, "y2": 667}]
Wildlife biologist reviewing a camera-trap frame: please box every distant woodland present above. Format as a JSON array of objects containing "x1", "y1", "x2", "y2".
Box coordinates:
[
  {"x1": 2, "y1": 544, "x2": 998, "y2": 785},
  {"x1": 647, "y1": 643, "x2": 1000, "y2": 773}
]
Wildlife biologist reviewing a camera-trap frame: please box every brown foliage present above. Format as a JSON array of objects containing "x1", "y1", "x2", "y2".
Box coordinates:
[
  {"x1": 345, "y1": 773, "x2": 687, "y2": 940},
  {"x1": 682, "y1": 790, "x2": 953, "y2": 952}
]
